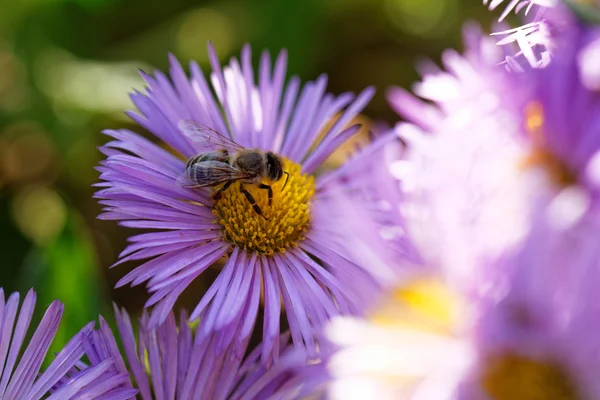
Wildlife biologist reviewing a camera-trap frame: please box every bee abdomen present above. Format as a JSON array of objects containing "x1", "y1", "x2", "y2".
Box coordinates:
[
  {"x1": 187, "y1": 166, "x2": 214, "y2": 185},
  {"x1": 186, "y1": 154, "x2": 203, "y2": 169},
  {"x1": 186, "y1": 150, "x2": 229, "y2": 168}
]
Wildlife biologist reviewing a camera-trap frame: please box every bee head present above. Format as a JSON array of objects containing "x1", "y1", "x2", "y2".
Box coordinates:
[{"x1": 266, "y1": 152, "x2": 284, "y2": 181}]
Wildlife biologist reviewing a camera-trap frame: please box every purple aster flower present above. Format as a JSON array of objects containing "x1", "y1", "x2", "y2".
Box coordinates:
[
  {"x1": 310, "y1": 139, "x2": 600, "y2": 400},
  {"x1": 454, "y1": 210, "x2": 600, "y2": 400},
  {"x1": 385, "y1": 24, "x2": 531, "y2": 279},
  {"x1": 311, "y1": 15, "x2": 600, "y2": 400},
  {"x1": 319, "y1": 132, "x2": 423, "y2": 270},
  {"x1": 67, "y1": 305, "x2": 321, "y2": 400},
  {"x1": 96, "y1": 44, "x2": 377, "y2": 363},
  {"x1": 387, "y1": 23, "x2": 507, "y2": 132},
  {"x1": 286, "y1": 142, "x2": 475, "y2": 399},
  {"x1": 0, "y1": 288, "x2": 133, "y2": 399},
  {"x1": 385, "y1": 22, "x2": 600, "y2": 286},
  {"x1": 313, "y1": 274, "x2": 474, "y2": 400},
  {"x1": 359, "y1": 18, "x2": 600, "y2": 400},
  {"x1": 321, "y1": 209, "x2": 600, "y2": 400}
]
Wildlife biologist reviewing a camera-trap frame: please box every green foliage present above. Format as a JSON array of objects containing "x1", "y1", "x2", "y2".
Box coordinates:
[{"x1": 18, "y1": 211, "x2": 108, "y2": 366}]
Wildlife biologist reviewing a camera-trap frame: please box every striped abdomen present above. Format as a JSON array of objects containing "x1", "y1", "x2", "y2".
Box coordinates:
[
  {"x1": 185, "y1": 150, "x2": 235, "y2": 187},
  {"x1": 185, "y1": 150, "x2": 229, "y2": 169}
]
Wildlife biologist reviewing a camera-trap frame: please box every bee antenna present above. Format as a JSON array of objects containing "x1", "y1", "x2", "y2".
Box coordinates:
[{"x1": 282, "y1": 171, "x2": 290, "y2": 191}]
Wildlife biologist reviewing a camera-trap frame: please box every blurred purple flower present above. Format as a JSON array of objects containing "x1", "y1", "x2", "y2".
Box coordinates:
[
  {"x1": 72, "y1": 306, "x2": 319, "y2": 400},
  {"x1": 321, "y1": 133, "x2": 423, "y2": 267},
  {"x1": 315, "y1": 276, "x2": 474, "y2": 400},
  {"x1": 367, "y1": 19, "x2": 600, "y2": 400},
  {"x1": 320, "y1": 208, "x2": 600, "y2": 400},
  {"x1": 485, "y1": 0, "x2": 559, "y2": 69},
  {"x1": 0, "y1": 288, "x2": 131, "y2": 400},
  {"x1": 304, "y1": 12, "x2": 600, "y2": 400},
  {"x1": 312, "y1": 134, "x2": 428, "y2": 307},
  {"x1": 386, "y1": 22, "x2": 600, "y2": 285},
  {"x1": 313, "y1": 133, "x2": 600, "y2": 400},
  {"x1": 457, "y1": 211, "x2": 600, "y2": 400},
  {"x1": 483, "y1": 0, "x2": 600, "y2": 72},
  {"x1": 386, "y1": 24, "x2": 529, "y2": 280},
  {"x1": 95, "y1": 44, "x2": 377, "y2": 364},
  {"x1": 484, "y1": 0, "x2": 557, "y2": 22},
  {"x1": 387, "y1": 23, "x2": 507, "y2": 131}
]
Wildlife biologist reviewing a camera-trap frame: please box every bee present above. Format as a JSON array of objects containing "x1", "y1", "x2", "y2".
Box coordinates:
[{"x1": 176, "y1": 120, "x2": 289, "y2": 219}]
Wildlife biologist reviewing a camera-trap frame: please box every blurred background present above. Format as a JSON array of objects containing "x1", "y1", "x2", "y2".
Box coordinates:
[{"x1": 0, "y1": 0, "x2": 497, "y2": 354}]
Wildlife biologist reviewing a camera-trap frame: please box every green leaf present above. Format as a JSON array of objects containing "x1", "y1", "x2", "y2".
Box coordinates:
[{"x1": 18, "y1": 209, "x2": 109, "y2": 367}]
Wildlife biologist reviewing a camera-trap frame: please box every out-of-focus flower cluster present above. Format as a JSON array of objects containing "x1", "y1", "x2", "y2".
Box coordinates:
[
  {"x1": 10, "y1": 2, "x2": 600, "y2": 399},
  {"x1": 323, "y1": 4, "x2": 600, "y2": 400}
]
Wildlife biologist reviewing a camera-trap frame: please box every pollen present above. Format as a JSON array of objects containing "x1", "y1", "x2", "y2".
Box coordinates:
[
  {"x1": 521, "y1": 101, "x2": 577, "y2": 187},
  {"x1": 521, "y1": 148, "x2": 577, "y2": 187},
  {"x1": 212, "y1": 158, "x2": 315, "y2": 255},
  {"x1": 481, "y1": 353, "x2": 581, "y2": 400}
]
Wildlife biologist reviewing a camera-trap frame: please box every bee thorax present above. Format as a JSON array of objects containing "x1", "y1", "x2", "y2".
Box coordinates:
[{"x1": 232, "y1": 150, "x2": 268, "y2": 176}]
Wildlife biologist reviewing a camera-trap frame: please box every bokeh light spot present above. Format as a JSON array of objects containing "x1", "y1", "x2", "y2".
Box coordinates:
[
  {"x1": 35, "y1": 49, "x2": 146, "y2": 113},
  {"x1": 11, "y1": 186, "x2": 67, "y2": 245},
  {"x1": 177, "y1": 8, "x2": 234, "y2": 62},
  {"x1": 0, "y1": 122, "x2": 57, "y2": 184},
  {"x1": 384, "y1": 0, "x2": 457, "y2": 38},
  {"x1": 0, "y1": 41, "x2": 29, "y2": 111}
]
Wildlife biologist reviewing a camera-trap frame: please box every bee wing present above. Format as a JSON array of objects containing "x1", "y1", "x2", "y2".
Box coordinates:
[
  {"x1": 178, "y1": 120, "x2": 246, "y2": 152},
  {"x1": 176, "y1": 161, "x2": 254, "y2": 189}
]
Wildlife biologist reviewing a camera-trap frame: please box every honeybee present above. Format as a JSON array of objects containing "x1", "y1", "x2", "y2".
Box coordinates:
[{"x1": 176, "y1": 120, "x2": 289, "y2": 219}]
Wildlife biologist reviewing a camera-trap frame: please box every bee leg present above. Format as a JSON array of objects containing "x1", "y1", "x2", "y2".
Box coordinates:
[
  {"x1": 240, "y1": 184, "x2": 268, "y2": 219},
  {"x1": 258, "y1": 183, "x2": 273, "y2": 206},
  {"x1": 212, "y1": 181, "x2": 233, "y2": 201}
]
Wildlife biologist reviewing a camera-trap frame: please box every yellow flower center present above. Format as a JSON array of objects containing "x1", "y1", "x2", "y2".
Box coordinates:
[
  {"x1": 369, "y1": 278, "x2": 462, "y2": 334},
  {"x1": 364, "y1": 280, "x2": 582, "y2": 400},
  {"x1": 522, "y1": 102, "x2": 577, "y2": 187},
  {"x1": 213, "y1": 158, "x2": 315, "y2": 255},
  {"x1": 481, "y1": 353, "x2": 581, "y2": 400}
]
